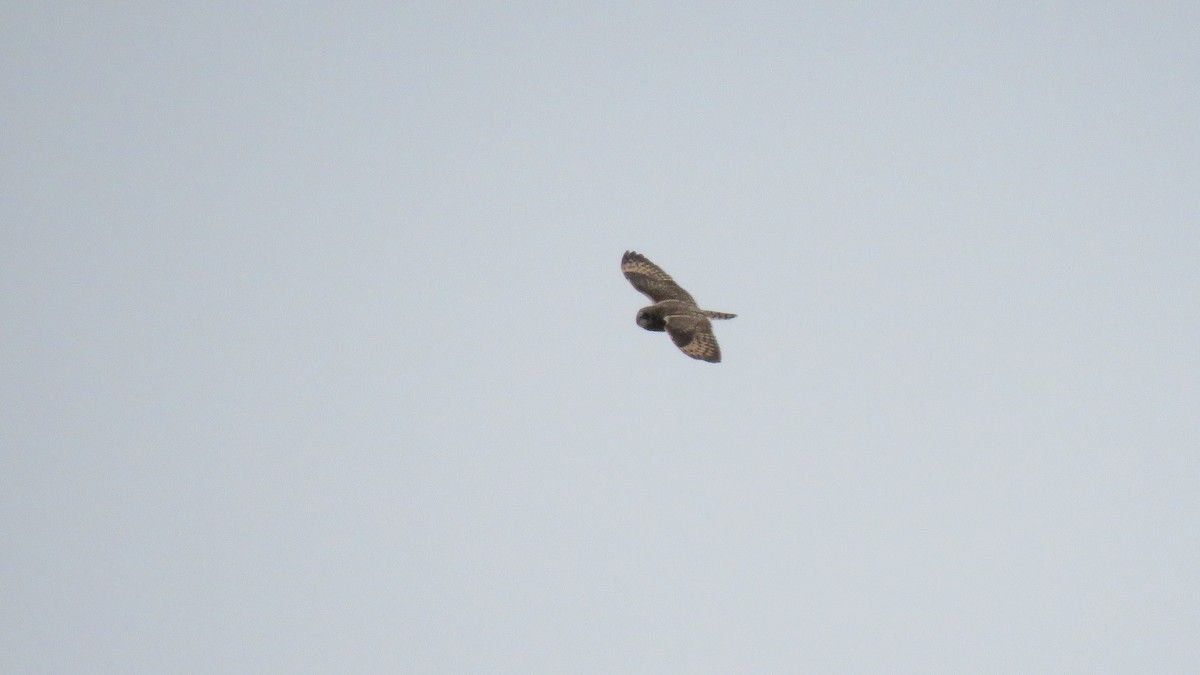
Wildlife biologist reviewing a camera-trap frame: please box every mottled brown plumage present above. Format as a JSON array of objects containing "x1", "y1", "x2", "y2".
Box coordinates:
[{"x1": 621, "y1": 251, "x2": 736, "y2": 363}]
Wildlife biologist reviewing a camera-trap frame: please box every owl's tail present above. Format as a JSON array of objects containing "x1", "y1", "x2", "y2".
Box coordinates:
[{"x1": 703, "y1": 310, "x2": 737, "y2": 320}]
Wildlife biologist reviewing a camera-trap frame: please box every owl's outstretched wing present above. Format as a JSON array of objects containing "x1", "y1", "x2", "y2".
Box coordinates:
[
  {"x1": 664, "y1": 314, "x2": 721, "y2": 363},
  {"x1": 621, "y1": 251, "x2": 697, "y2": 305}
]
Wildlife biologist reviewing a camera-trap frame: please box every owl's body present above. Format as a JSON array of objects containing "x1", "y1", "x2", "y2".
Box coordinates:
[
  {"x1": 635, "y1": 300, "x2": 736, "y2": 332},
  {"x1": 621, "y1": 251, "x2": 736, "y2": 363}
]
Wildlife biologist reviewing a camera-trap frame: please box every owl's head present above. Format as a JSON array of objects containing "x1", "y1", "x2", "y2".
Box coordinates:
[{"x1": 636, "y1": 308, "x2": 666, "y2": 332}]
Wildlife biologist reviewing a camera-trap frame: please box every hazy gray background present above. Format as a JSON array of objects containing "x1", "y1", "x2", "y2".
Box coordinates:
[{"x1": 3, "y1": 2, "x2": 1198, "y2": 672}]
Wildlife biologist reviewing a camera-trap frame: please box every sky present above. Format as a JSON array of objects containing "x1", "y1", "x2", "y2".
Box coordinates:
[{"x1": 3, "y1": 2, "x2": 1199, "y2": 672}]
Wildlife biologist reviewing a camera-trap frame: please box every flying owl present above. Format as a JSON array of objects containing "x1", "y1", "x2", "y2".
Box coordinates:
[{"x1": 621, "y1": 250, "x2": 736, "y2": 363}]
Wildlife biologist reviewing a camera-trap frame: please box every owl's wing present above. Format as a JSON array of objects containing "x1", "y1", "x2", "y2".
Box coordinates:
[
  {"x1": 622, "y1": 251, "x2": 696, "y2": 305},
  {"x1": 664, "y1": 314, "x2": 721, "y2": 363}
]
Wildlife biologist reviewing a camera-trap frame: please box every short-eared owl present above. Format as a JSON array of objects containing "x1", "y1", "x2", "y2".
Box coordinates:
[{"x1": 621, "y1": 251, "x2": 736, "y2": 363}]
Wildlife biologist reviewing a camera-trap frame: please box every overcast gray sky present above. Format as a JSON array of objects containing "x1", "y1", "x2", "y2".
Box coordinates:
[{"x1": 4, "y1": 2, "x2": 1199, "y2": 673}]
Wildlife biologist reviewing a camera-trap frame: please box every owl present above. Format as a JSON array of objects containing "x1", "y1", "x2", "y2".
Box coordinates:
[{"x1": 621, "y1": 250, "x2": 736, "y2": 363}]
